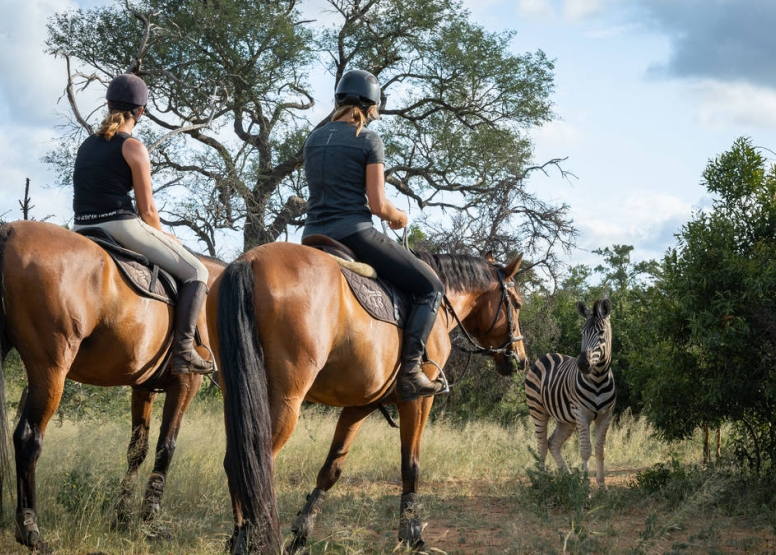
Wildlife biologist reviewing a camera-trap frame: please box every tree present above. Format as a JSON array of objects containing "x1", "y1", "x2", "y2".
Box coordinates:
[
  {"x1": 639, "y1": 137, "x2": 776, "y2": 472},
  {"x1": 46, "y1": 0, "x2": 574, "y2": 263}
]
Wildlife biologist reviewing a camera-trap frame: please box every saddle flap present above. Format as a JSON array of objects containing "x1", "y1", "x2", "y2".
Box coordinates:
[{"x1": 76, "y1": 227, "x2": 178, "y2": 304}]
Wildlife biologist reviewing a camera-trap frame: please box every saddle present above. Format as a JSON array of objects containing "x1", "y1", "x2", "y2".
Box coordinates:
[
  {"x1": 302, "y1": 234, "x2": 410, "y2": 327},
  {"x1": 76, "y1": 227, "x2": 178, "y2": 305}
]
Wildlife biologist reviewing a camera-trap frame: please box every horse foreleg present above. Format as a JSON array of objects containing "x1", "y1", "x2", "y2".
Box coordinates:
[
  {"x1": 13, "y1": 378, "x2": 65, "y2": 554},
  {"x1": 141, "y1": 376, "x2": 200, "y2": 522},
  {"x1": 114, "y1": 387, "x2": 156, "y2": 526},
  {"x1": 287, "y1": 405, "x2": 375, "y2": 554},
  {"x1": 397, "y1": 396, "x2": 434, "y2": 551}
]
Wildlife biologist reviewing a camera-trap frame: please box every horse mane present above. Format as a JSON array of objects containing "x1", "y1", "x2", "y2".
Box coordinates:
[{"x1": 415, "y1": 251, "x2": 496, "y2": 293}]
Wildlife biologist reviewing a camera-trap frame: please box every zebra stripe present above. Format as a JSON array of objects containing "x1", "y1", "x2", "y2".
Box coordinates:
[{"x1": 525, "y1": 298, "x2": 615, "y2": 487}]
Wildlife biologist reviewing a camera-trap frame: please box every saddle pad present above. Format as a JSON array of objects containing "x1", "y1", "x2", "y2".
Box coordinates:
[
  {"x1": 114, "y1": 256, "x2": 177, "y2": 304},
  {"x1": 84, "y1": 235, "x2": 178, "y2": 305},
  {"x1": 340, "y1": 267, "x2": 410, "y2": 327}
]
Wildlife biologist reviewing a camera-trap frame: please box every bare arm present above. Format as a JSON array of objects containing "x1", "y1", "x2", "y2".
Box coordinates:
[
  {"x1": 365, "y1": 163, "x2": 407, "y2": 229},
  {"x1": 122, "y1": 137, "x2": 163, "y2": 232}
]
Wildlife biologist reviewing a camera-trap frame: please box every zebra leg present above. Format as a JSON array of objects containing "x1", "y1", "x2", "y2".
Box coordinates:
[
  {"x1": 574, "y1": 411, "x2": 594, "y2": 478},
  {"x1": 547, "y1": 422, "x2": 574, "y2": 472},
  {"x1": 593, "y1": 410, "x2": 614, "y2": 488},
  {"x1": 530, "y1": 410, "x2": 550, "y2": 466}
]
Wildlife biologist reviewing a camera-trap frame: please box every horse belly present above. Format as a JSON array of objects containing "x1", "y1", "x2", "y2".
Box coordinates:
[
  {"x1": 304, "y1": 317, "x2": 401, "y2": 406},
  {"x1": 68, "y1": 304, "x2": 172, "y2": 386}
]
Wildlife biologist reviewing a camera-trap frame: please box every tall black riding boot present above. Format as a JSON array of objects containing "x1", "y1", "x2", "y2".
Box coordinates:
[
  {"x1": 397, "y1": 291, "x2": 447, "y2": 402},
  {"x1": 170, "y1": 281, "x2": 215, "y2": 375}
]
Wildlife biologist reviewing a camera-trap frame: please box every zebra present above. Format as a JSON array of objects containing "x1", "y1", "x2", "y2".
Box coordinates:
[{"x1": 525, "y1": 298, "x2": 615, "y2": 487}]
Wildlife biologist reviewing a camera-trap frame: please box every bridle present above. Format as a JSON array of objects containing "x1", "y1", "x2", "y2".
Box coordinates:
[{"x1": 444, "y1": 264, "x2": 524, "y2": 359}]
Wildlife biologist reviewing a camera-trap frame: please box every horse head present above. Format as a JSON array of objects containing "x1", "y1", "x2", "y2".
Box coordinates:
[{"x1": 465, "y1": 252, "x2": 528, "y2": 375}]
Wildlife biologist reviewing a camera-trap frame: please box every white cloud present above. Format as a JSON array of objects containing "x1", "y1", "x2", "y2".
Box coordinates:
[
  {"x1": 687, "y1": 80, "x2": 776, "y2": 132},
  {"x1": 563, "y1": 0, "x2": 605, "y2": 22},
  {"x1": 0, "y1": 0, "x2": 77, "y2": 125},
  {"x1": 517, "y1": 0, "x2": 557, "y2": 19},
  {"x1": 532, "y1": 119, "x2": 582, "y2": 153},
  {"x1": 573, "y1": 191, "x2": 695, "y2": 264}
]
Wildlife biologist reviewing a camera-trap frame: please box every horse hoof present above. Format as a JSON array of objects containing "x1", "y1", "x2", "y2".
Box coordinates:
[
  {"x1": 30, "y1": 540, "x2": 54, "y2": 555},
  {"x1": 141, "y1": 521, "x2": 173, "y2": 541},
  {"x1": 397, "y1": 539, "x2": 430, "y2": 554},
  {"x1": 15, "y1": 509, "x2": 45, "y2": 549},
  {"x1": 284, "y1": 537, "x2": 309, "y2": 555},
  {"x1": 112, "y1": 504, "x2": 133, "y2": 530}
]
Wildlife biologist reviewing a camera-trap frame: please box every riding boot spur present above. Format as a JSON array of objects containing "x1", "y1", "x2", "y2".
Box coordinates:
[
  {"x1": 397, "y1": 291, "x2": 448, "y2": 402},
  {"x1": 170, "y1": 280, "x2": 215, "y2": 375}
]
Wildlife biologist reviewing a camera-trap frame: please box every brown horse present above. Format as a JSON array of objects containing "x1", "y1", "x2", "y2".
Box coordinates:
[
  {"x1": 208, "y1": 241, "x2": 527, "y2": 554},
  {"x1": 0, "y1": 220, "x2": 225, "y2": 553}
]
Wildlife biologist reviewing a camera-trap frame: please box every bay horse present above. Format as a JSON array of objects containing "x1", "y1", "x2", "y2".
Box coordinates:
[
  {"x1": 208, "y1": 241, "x2": 527, "y2": 554},
  {"x1": 0, "y1": 219, "x2": 225, "y2": 553}
]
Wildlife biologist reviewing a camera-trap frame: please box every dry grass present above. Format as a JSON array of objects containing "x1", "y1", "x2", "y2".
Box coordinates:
[{"x1": 0, "y1": 402, "x2": 773, "y2": 554}]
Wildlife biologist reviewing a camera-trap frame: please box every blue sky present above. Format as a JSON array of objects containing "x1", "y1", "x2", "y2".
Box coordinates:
[{"x1": 1, "y1": 0, "x2": 775, "y2": 268}]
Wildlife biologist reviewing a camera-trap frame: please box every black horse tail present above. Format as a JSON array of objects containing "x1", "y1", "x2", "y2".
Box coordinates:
[
  {"x1": 0, "y1": 224, "x2": 14, "y2": 518},
  {"x1": 217, "y1": 258, "x2": 280, "y2": 554}
]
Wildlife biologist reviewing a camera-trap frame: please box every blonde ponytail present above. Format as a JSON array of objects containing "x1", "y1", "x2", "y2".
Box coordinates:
[
  {"x1": 331, "y1": 105, "x2": 379, "y2": 136},
  {"x1": 96, "y1": 111, "x2": 132, "y2": 140}
]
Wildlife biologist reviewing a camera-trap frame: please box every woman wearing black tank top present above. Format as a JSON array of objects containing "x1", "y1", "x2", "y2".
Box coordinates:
[
  {"x1": 72, "y1": 74, "x2": 213, "y2": 375},
  {"x1": 302, "y1": 70, "x2": 446, "y2": 402}
]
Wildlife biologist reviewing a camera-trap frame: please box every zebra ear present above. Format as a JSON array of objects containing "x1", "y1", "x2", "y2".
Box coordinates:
[
  {"x1": 485, "y1": 251, "x2": 496, "y2": 264},
  {"x1": 596, "y1": 298, "x2": 612, "y2": 319},
  {"x1": 504, "y1": 253, "x2": 523, "y2": 280},
  {"x1": 577, "y1": 301, "x2": 591, "y2": 318}
]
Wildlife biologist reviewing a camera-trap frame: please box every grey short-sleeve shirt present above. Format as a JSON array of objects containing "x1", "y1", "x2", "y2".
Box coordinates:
[{"x1": 302, "y1": 121, "x2": 385, "y2": 239}]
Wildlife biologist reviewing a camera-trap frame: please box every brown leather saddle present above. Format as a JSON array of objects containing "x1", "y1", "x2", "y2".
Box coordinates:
[
  {"x1": 76, "y1": 227, "x2": 178, "y2": 305},
  {"x1": 302, "y1": 234, "x2": 410, "y2": 327}
]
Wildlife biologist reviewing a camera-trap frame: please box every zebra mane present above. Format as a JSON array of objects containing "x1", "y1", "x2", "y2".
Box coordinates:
[{"x1": 415, "y1": 251, "x2": 497, "y2": 293}]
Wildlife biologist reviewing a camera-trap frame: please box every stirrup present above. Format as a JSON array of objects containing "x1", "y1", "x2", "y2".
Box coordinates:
[
  {"x1": 171, "y1": 346, "x2": 216, "y2": 375},
  {"x1": 397, "y1": 362, "x2": 449, "y2": 402}
]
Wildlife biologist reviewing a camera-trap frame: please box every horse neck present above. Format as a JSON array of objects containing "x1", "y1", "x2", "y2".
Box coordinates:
[{"x1": 441, "y1": 288, "x2": 489, "y2": 333}]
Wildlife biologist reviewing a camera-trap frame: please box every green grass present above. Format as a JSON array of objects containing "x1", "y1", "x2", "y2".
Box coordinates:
[{"x1": 0, "y1": 401, "x2": 773, "y2": 554}]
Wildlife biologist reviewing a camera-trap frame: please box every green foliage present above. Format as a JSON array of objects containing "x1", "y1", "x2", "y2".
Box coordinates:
[
  {"x1": 632, "y1": 457, "x2": 707, "y2": 507},
  {"x1": 524, "y1": 451, "x2": 592, "y2": 514},
  {"x1": 638, "y1": 137, "x2": 776, "y2": 472},
  {"x1": 57, "y1": 468, "x2": 105, "y2": 514}
]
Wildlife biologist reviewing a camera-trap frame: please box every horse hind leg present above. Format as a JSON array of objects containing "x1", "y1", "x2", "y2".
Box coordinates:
[
  {"x1": 287, "y1": 405, "x2": 374, "y2": 555},
  {"x1": 13, "y1": 365, "x2": 68, "y2": 554},
  {"x1": 113, "y1": 388, "x2": 156, "y2": 528},
  {"x1": 140, "y1": 376, "x2": 200, "y2": 529}
]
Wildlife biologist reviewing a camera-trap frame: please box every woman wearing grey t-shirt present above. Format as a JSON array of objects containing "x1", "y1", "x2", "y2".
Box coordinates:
[{"x1": 302, "y1": 70, "x2": 446, "y2": 402}]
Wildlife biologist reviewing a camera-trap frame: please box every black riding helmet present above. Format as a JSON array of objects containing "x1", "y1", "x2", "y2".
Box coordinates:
[
  {"x1": 106, "y1": 73, "x2": 148, "y2": 112},
  {"x1": 335, "y1": 70, "x2": 381, "y2": 109}
]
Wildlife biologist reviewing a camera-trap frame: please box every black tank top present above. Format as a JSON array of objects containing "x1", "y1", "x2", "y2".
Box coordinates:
[{"x1": 72, "y1": 132, "x2": 137, "y2": 221}]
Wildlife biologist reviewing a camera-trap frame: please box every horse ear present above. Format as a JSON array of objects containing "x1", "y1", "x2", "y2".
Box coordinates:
[
  {"x1": 504, "y1": 253, "x2": 523, "y2": 280},
  {"x1": 485, "y1": 251, "x2": 496, "y2": 264},
  {"x1": 577, "y1": 301, "x2": 591, "y2": 318}
]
